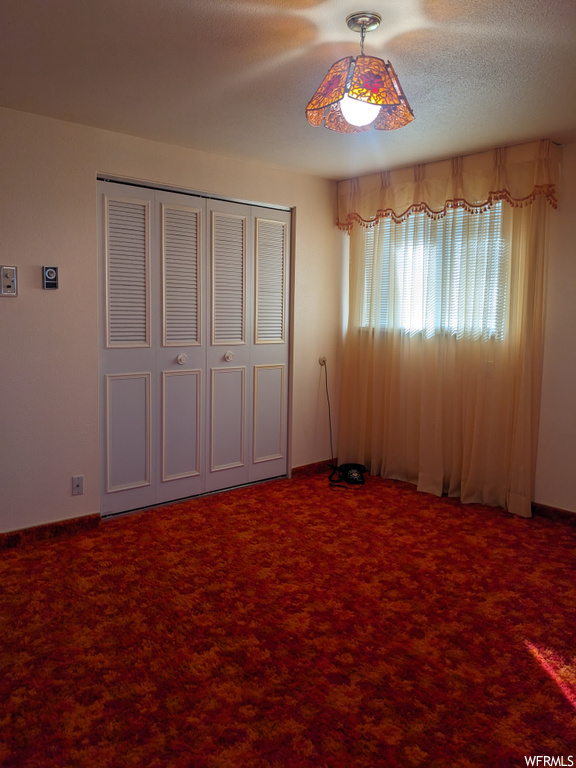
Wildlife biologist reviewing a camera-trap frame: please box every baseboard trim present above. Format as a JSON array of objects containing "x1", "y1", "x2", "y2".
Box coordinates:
[
  {"x1": 291, "y1": 461, "x2": 335, "y2": 477},
  {"x1": 4, "y1": 484, "x2": 567, "y2": 549},
  {"x1": 0, "y1": 514, "x2": 101, "y2": 550},
  {"x1": 532, "y1": 502, "x2": 576, "y2": 525}
]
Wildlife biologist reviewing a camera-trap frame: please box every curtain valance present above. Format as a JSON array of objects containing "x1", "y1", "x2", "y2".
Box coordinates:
[{"x1": 337, "y1": 139, "x2": 561, "y2": 231}]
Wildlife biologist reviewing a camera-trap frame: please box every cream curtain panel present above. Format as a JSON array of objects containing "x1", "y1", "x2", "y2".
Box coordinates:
[{"x1": 336, "y1": 140, "x2": 561, "y2": 518}]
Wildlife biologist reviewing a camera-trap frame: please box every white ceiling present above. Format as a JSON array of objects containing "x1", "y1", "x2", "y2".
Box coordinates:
[{"x1": 1, "y1": 0, "x2": 575, "y2": 180}]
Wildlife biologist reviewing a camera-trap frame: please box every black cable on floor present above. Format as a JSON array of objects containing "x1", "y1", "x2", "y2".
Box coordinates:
[
  {"x1": 322, "y1": 361, "x2": 350, "y2": 490},
  {"x1": 322, "y1": 359, "x2": 336, "y2": 473},
  {"x1": 322, "y1": 360, "x2": 366, "y2": 491}
]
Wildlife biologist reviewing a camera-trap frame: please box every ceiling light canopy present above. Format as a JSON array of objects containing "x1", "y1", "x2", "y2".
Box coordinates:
[{"x1": 306, "y1": 12, "x2": 414, "y2": 133}]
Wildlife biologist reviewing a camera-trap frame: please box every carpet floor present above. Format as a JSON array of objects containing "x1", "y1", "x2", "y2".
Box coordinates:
[{"x1": 1, "y1": 467, "x2": 576, "y2": 767}]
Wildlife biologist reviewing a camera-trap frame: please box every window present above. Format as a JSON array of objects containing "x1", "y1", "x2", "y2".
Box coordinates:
[{"x1": 362, "y1": 201, "x2": 509, "y2": 340}]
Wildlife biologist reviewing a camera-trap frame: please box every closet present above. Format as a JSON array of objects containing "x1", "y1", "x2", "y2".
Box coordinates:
[{"x1": 98, "y1": 181, "x2": 290, "y2": 516}]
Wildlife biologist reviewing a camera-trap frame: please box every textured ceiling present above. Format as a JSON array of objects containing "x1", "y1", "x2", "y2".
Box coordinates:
[{"x1": 1, "y1": 0, "x2": 575, "y2": 180}]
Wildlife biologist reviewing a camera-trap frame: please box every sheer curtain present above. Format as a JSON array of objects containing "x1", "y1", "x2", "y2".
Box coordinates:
[{"x1": 336, "y1": 140, "x2": 561, "y2": 517}]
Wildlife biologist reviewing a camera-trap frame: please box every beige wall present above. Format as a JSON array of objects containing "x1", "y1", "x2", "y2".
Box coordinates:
[
  {"x1": 535, "y1": 141, "x2": 576, "y2": 513},
  {"x1": 0, "y1": 107, "x2": 573, "y2": 533},
  {"x1": 0, "y1": 108, "x2": 341, "y2": 533}
]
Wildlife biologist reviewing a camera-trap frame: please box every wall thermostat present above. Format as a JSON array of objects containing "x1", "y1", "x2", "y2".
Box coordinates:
[{"x1": 43, "y1": 266, "x2": 58, "y2": 290}]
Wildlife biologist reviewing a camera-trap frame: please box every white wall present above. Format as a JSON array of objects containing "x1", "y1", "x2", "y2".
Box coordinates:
[
  {"x1": 0, "y1": 108, "x2": 341, "y2": 533},
  {"x1": 535, "y1": 141, "x2": 576, "y2": 513}
]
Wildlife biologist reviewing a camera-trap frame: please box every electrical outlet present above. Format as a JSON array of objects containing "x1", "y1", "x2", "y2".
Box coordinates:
[
  {"x1": 72, "y1": 475, "x2": 84, "y2": 496},
  {"x1": 318, "y1": 356, "x2": 327, "y2": 366}
]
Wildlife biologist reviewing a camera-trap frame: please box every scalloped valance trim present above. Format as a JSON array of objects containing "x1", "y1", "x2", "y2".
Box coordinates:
[
  {"x1": 337, "y1": 140, "x2": 561, "y2": 233},
  {"x1": 337, "y1": 185, "x2": 558, "y2": 231}
]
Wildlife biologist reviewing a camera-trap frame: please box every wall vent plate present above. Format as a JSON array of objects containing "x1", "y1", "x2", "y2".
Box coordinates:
[
  {"x1": 43, "y1": 266, "x2": 58, "y2": 290},
  {"x1": 1, "y1": 266, "x2": 17, "y2": 296}
]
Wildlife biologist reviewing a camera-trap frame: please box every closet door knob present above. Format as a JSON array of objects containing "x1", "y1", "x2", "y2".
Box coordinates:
[
  {"x1": 224, "y1": 351, "x2": 234, "y2": 362},
  {"x1": 176, "y1": 353, "x2": 188, "y2": 365}
]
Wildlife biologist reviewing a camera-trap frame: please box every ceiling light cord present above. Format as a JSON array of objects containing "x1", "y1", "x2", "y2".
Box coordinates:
[{"x1": 359, "y1": 22, "x2": 367, "y2": 56}]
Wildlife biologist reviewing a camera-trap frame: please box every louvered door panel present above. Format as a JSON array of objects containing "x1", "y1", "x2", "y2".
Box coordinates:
[
  {"x1": 163, "y1": 204, "x2": 201, "y2": 346},
  {"x1": 105, "y1": 197, "x2": 150, "y2": 348},
  {"x1": 212, "y1": 212, "x2": 246, "y2": 344},
  {"x1": 248, "y1": 206, "x2": 291, "y2": 484},
  {"x1": 255, "y1": 218, "x2": 286, "y2": 343}
]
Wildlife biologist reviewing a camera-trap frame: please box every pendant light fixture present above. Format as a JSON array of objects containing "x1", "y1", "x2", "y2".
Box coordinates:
[{"x1": 306, "y1": 12, "x2": 414, "y2": 133}]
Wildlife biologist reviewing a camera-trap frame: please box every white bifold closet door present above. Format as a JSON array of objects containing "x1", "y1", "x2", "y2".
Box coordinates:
[{"x1": 98, "y1": 181, "x2": 290, "y2": 516}]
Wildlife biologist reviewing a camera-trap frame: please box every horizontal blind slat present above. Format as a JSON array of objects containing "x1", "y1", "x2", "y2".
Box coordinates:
[
  {"x1": 163, "y1": 206, "x2": 200, "y2": 345},
  {"x1": 107, "y1": 198, "x2": 149, "y2": 345},
  {"x1": 212, "y1": 213, "x2": 244, "y2": 343},
  {"x1": 256, "y1": 219, "x2": 285, "y2": 343}
]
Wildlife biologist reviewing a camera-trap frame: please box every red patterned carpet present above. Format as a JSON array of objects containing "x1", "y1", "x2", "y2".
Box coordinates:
[{"x1": 2, "y1": 468, "x2": 576, "y2": 767}]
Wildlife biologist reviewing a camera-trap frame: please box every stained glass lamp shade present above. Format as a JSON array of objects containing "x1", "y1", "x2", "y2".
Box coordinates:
[{"x1": 305, "y1": 13, "x2": 414, "y2": 133}]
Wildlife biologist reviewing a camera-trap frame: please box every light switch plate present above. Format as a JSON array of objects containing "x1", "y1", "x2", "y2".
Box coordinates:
[{"x1": 1, "y1": 266, "x2": 17, "y2": 296}]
